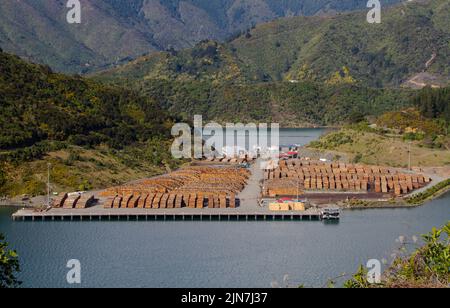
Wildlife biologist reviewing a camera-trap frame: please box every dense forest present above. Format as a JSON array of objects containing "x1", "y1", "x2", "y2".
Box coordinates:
[
  {"x1": 376, "y1": 86, "x2": 450, "y2": 145},
  {"x1": 0, "y1": 50, "x2": 183, "y2": 197},
  {"x1": 415, "y1": 86, "x2": 450, "y2": 123},
  {"x1": 0, "y1": 50, "x2": 175, "y2": 163},
  {"x1": 132, "y1": 78, "x2": 414, "y2": 126}
]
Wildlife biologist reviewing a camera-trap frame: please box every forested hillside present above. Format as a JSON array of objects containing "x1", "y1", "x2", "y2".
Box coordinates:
[
  {"x1": 309, "y1": 86, "x2": 450, "y2": 167},
  {"x1": 123, "y1": 78, "x2": 414, "y2": 126},
  {"x1": 0, "y1": 50, "x2": 178, "y2": 197},
  {"x1": 0, "y1": 51, "x2": 174, "y2": 152},
  {"x1": 0, "y1": 0, "x2": 402, "y2": 73},
  {"x1": 99, "y1": 0, "x2": 449, "y2": 88},
  {"x1": 414, "y1": 87, "x2": 450, "y2": 123}
]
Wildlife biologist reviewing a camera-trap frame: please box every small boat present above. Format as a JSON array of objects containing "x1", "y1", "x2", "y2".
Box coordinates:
[{"x1": 321, "y1": 208, "x2": 341, "y2": 220}]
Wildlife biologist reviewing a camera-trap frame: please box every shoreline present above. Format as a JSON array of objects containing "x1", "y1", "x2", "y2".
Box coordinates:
[
  {"x1": 3, "y1": 169, "x2": 450, "y2": 211},
  {"x1": 341, "y1": 180, "x2": 450, "y2": 210},
  {"x1": 0, "y1": 202, "x2": 35, "y2": 209}
]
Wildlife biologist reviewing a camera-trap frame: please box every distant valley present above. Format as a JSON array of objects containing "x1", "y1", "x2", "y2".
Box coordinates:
[
  {"x1": 92, "y1": 0, "x2": 449, "y2": 125},
  {"x1": 0, "y1": 0, "x2": 403, "y2": 73}
]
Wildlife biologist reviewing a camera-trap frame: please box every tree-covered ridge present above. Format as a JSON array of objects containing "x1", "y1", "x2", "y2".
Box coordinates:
[
  {"x1": 377, "y1": 86, "x2": 450, "y2": 139},
  {"x1": 308, "y1": 86, "x2": 450, "y2": 167},
  {"x1": 97, "y1": 68, "x2": 414, "y2": 127},
  {"x1": 0, "y1": 0, "x2": 403, "y2": 74},
  {"x1": 0, "y1": 50, "x2": 182, "y2": 197},
  {"x1": 0, "y1": 50, "x2": 173, "y2": 153},
  {"x1": 99, "y1": 0, "x2": 450, "y2": 88},
  {"x1": 232, "y1": 0, "x2": 450, "y2": 87}
]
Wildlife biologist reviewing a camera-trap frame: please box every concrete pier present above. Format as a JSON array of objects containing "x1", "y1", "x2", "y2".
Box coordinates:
[{"x1": 12, "y1": 206, "x2": 324, "y2": 222}]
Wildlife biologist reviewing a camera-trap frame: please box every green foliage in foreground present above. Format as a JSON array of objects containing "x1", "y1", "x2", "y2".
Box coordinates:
[
  {"x1": 0, "y1": 234, "x2": 21, "y2": 288},
  {"x1": 344, "y1": 223, "x2": 450, "y2": 288},
  {"x1": 407, "y1": 179, "x2": 450, "y2": 205}
]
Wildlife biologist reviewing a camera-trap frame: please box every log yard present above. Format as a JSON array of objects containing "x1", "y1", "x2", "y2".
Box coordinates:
[{"x1": 11, "y1": 155, "x2": 438, "y2": 222}]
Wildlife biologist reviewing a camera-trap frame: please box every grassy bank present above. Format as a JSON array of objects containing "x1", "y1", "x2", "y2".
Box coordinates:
[
  {"x1": 406, "y1": 179, "x2": 450, "y2": 205},
  {"x1": 0, "y1": 140, "x2": 183, "y2": 199},
  {"x1": 308, "y1": 128, "x2": 450, "y2": 168}
]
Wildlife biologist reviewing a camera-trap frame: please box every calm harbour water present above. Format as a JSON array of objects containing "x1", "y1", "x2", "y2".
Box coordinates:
[{"x1": 0, "y1": 128, "x2": 448, "y2": 288}]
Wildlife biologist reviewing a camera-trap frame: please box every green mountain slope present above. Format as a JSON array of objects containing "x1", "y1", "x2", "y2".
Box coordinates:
[
  {"x1": 99, "y1": 0, "x2": 449, "y2": 88},
  {"x1": 232, "y1": 0, "x2": 450, "y2": 86},
  {"x1": 0, "y1": 0, "x2": 402, "y2": 73},
  {"x1": 0, "y1": 51, "x2": 173, "y2": 151},
  {"x1": 0, "y1": 50, "x2": 178, "y2": 197},
  {"x1": 114, "y1": 79, "x2": 414, "y2": 126},
  {"x1": 93, "y1": 0, "x2": 447, "y2": 125}
]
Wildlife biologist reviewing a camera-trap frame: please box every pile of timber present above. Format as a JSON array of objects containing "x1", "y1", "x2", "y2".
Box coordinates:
[
  {"x1": 62, "y1": 194, "x2": 82, "y2": 209},
  {"x1": 76, "y1": 195, "x2": 95, "y2": 209},
  {"x1": 103, "y1": 192, "x2": 237, "y2": 209},
  {"x1": 263, "y1": 160, "x2": 431, "y2": 197},
  {"x1": 207, "y1": 157, "x2": 255, "y2": 163},
  {"x1": 100, "y1": 166, "x2": 248, "y2": 209},
  {"x1": 52, "y1": 193, "x2": 68, "y2": 208},
  {"x1": 99, "y1": 167, "x2": 249, "y2": 197},
  {"x1": 58, "y1": 193, "x2": 95, "y2": 209}
]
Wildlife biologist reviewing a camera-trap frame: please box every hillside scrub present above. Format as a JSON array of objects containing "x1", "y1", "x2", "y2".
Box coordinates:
[
  {"x1": 0, "y1": 51, "x2": 181, "y2": 197},
  {"x1": 344, "y1": 223, "x2": 450, "y2": 288}
]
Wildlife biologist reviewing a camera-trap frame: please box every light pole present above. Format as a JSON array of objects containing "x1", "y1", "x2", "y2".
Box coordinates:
[
  {"x1": 47, "y1": 163, "x2": 51, "y2": 207},
  {"x1": 408, "y1": 142, "x2": 412, "y2": 171}
]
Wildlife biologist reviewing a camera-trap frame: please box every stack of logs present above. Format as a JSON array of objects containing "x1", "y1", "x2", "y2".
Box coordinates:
[
  {"x1": 103, "y1": 193, "x2": 236, "y2": 209},
  {"x1": 53, "y1": 193, "x2": 95, "y2": 209},
  {"x1": 206, "y1": 157, "x2": 254, "y2": 164},
  {"x1": 264, "y1": 160, "x2": 431, "y2": 197},
  {"x1": 100, "y1": 167, "x2": 249, "y2": 209}
]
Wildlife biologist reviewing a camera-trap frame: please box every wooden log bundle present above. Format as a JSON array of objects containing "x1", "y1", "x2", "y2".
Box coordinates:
[
  {"x1": 104, "y1": 197, "x2": 115, "y2": 209},
  {"x1": 152, "y1": 193, "x2": 163, "y2": 209},
  {"x1": 219, "y1": 193, "x2": 227, "y2": 209},
  {"x1": 127, "y1": 195, "x2": 139, "y2": 209},
  {"x1": 63, "y1": 194, "x2": 81, "y2": 209},
  {"x1": 145, "y1": 194, "x2": 155, "y2": 209},
  {"x1": 167, "y1": 194, "x2": 176, "y2": 209},
  {"x1": 137, "y1": 195, "x2": 148, "y2": 209},
  {"x1": 188, "y1": 194, "x2": 197, "y2": 208},
  {"x1": 207, "y1": 195, "x2": 214, "y2": 209},
  {"x1": 76, "y1": 195, "x2": 95, "y2": 209},
  {"x1": 113, "y1": 196, "x2": 122, "y2": 208},
  {"x1": 264, "y1": 159, "x2": 431, "y2": 197},
  {"x1": 196, "y1": 194, "x2": 204, "y2": 209},
  {"x1": 174, "y1": 194, "x2": 183, "y2": 208},
  {"x1": 161, "y1": 193, "x2": 169, "y2": 208},
  {"x1": 229, "y1": 193, "x2": 236, "y2": 208},
  {"x1": 95, "y1": 166, "x2": 250, "y2": 210},
  {"x1": 53, "y1": 193, "x2": 68, "y2": 208}
]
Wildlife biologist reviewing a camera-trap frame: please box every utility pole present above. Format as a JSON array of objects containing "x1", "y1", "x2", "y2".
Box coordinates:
[
  {"x1": 47, "y1": 163, "x2": 51, "y2": 207},
  {"x1": 408, "y1": 142, "x2": 412, "y2": 171}
]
